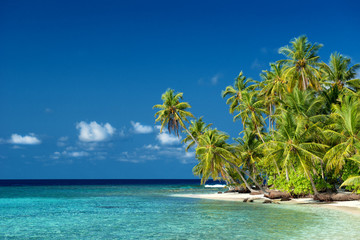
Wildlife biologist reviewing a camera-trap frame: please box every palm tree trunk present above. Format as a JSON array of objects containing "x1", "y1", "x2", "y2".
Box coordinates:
[
  {"x1": 223, "y1": 167, "x2": 236, "y2": 184},
  {"x1": 269, "y1": 104, "x2": 272, "y2": 134},
  {"x1": 274, "y1": 160, "x2": 281, "y2": 176},
  {"x1": 234, "y1": 167, "x2": 255, "y2": 192},
  {"x1": 301, "y1": 70, "x2": 307, "y2": 90},
  {"x1": 175, "y1": 112, "x2": 198, "y2": 145},
  {"x1": 215, "y1": 153, "x2": 268, "y2": 193},
  {"x1": 320, "y1": 160, "x2": 325, "y2": 179},
  {"x1": 255, "y1": 124, "x2": 265, "y2": 144},
  {"x1": 308, "y1": 171, "x2": 319, "y2": 195},
  {"x1": 285, "y1": 168, "x2": 289, "y2": 182}
]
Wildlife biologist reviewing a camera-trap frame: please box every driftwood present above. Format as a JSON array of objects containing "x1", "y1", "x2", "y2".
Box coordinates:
[
  {"x1": 250, "y1": 191, "x2": 263, "y2": 195},
  {"x1": 225, "y1": 186, "x2": 250, "y2": 193},
  {"x1": 314, "y1": 193, "x2": 360, "y2": 202},
  {"x1": 264, "y1": 190, "x2": 291, "y2": 200}
]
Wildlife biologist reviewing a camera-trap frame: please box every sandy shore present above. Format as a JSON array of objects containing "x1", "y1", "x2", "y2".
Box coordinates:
[{"x1": 173, "y1": 192, "x2": 360, "y2": 215}]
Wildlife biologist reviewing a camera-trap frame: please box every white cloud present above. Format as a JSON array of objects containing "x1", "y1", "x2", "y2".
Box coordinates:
[
  {"x1": 9, "y1": 134, "x2": 41, "y2": 145},
  {"x1": 156, "y1": 132, "x2": 181, "y2": 145},
  {"x1": 210, "y1": 74, "x2": 221, "y2": 85},
  {"x1": 144, "y1": 144, "x2": 160, "y2": 150},
  {"x1": 68, "y1": 151, "x2": 89, "y2": 157},
  {"x1": 76, "y1": 121, "x2": 115, "y2": 142},
  {"x1": 57, "y1": 136, "x2": 69, "y2": 147},
  {"x1": 131, "y1": 121, "x2": 153, "y2": 134},
  {"x1": 59, "y1": 136, "x2": 68, "y2": 141},
  {"x1": 51, "y1": 150, "x2": 89, "y2": 159},
  {"x1": 198, "y1": 74, "x2": 222, "y2": 86},
  {"x1": 117, "y1": 151, "x2": 156, "y2": 163},
  {"x1": 251, "y1": 58, "x2": 262, "y2": 69}
]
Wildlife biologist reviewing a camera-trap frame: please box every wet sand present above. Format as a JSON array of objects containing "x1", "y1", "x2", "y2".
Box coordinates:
[{"x1": 173, "y1": 192, "x2": 360, "y2": 215}]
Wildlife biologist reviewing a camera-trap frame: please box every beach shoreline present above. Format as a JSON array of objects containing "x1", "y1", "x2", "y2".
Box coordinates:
[{"x1": 173, "y1": 192, "x2": 360, "y2": 215}]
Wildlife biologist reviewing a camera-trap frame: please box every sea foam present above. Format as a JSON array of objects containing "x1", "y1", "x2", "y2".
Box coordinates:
[{"x1": 204, "y1": 184, "x2": 226, "y2": 188}]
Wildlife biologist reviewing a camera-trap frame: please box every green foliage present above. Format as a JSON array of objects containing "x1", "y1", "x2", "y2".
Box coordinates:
[
  {"x1": 268, "y1": 173, "x2": 313, "y2": 196},
  {"x1": 154, "y1": 36, "x2": 360, "y2": 194},
  {"x1": 341, "y1": 160, "x2": 360, "y2": 192},
  {"x1": 314, "y1": 178, "x2": 332, "y2": 192}
]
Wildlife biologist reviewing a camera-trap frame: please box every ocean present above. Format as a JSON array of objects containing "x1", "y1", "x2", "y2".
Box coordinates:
[{"x1": 0, "y1": 179, "x2": 359, "y2": 239}]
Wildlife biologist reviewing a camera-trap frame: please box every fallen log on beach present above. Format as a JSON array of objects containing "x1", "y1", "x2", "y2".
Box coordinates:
[
  {"x1": 314, "y1": 193, "x2": 360, "y2": 202},
  {"x1": 263, "y1": 190, "x2": 291, "y2": 200},
  {"x1": 224, "y1": 186, "x2": 250, "y2": 193}
]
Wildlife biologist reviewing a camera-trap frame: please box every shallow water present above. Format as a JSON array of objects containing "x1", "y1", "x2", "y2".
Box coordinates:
[{"x1": 0, "y1": 181, "x2": 359, "y2": 239}]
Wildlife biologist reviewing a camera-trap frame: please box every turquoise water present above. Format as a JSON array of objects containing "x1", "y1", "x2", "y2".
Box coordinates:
[{"x1": 1, "y1": 183, "x2": 359, "y2": 239}]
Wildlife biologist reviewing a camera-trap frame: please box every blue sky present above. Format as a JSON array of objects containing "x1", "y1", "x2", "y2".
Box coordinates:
[{"x1": 1, "y1": 0, "x2": 359, "y2": 179}]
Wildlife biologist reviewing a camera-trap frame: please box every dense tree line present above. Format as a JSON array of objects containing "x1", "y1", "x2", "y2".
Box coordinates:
[{"x1": 154, "y1": 36, "x2": 360, "y2": 196}]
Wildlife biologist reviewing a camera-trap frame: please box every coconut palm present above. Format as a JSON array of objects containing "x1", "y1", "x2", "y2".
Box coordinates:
[
  {"x1": 195, "y1": 129, "x2": 266, "y2": 192},
  {"x1": 258, "y1": 63, "x2": 288, "y2": 132},
  {"x1": 324, "y1": 96, "x2": 360, "y2": 173},
  {"x1": 222, "y1": 72, "x2": 257, "y2": 114},
  {"x1": 182, "y1": 117, "x2": 212, "y2": 151},
  {"x1": 259, "y1": 62, "x2": 288, "y2": 99},
  {"x1": 265, "y1": 112, "x2": 328, "y2": 194},
  {"x1": 277, "y1": 87, "x2": 325, "y2": 125},
  {"x1": 278, "y1": 36, "x2": 323, "y2": 91},
  {"x1": 320, "y1": 52, "x2": 360, "y2": 93},
  {"x1": 153, "y1": 89, "x2": 196, "y2": 141},
  {"x1": 234, "y1": 130, "x2": 263, "y2": 180},
  {"x1": 193, "y1": 129, "x2": 232, "y2": 184},
  {"x1": 233, "y1": 91, "x2": 267, "y2": 143}
]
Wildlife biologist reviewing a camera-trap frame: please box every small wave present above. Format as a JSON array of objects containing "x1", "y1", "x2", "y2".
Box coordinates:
[{"x1": 204, "y1": 184, "x2": 226, "y2": 188}]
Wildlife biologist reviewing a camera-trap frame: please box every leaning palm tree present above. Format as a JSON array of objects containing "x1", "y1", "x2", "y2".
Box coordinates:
[
  {"x1": 320, "y1": 52, "x2": 360, "y2": 93},
  {"x1": 278, "y1": 36, "x2": 323, "y2": 91},
  {"x1": 193, "y1": 129, "x2": 232, "y2": 185},
  {"x1": 324, "y1": 95, "x2": 360, "y2": 174},
  {"x1": 222, "y1": 71, "x2": 257, "y2": 114},
  {"x1": 195, "y1": 129, "x2": 267, "y2": 192},
  {"x1": 233, "y1": 130, "x2": 263, "y2": 181},
  {"x1": 153, "y1": 89, "x2": 195, "y2": 138},
  {"x1": 182, "y1": 117, "x2": 212, "y2": 152}
]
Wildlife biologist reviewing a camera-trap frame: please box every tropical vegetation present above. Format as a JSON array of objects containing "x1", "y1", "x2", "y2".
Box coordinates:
[{"x1": 154, "y1": 36, "x2": 360, "y2": 196}]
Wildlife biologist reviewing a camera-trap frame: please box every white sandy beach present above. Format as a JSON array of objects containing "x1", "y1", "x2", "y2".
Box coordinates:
[{"x1": 174, "y1": 192, "x2": 360, "y2": 215}]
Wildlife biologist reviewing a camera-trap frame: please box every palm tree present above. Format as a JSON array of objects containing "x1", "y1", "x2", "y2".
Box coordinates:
[
  {"x1": 182, "y1": 117, "x2": 212, "y2": 151},
  {"x1": 277, "y1": 87, "x2": 325, "y2": 125},
  {"x1": 234, "y1": 130, "x2": 263, "y2": 181},
  {"x1": 259, "y1": 62, "x2": 288, "y2": 132},
  {"x1": 265, "y1": 112, "x2": 328, "y2": 194},
  {"x1": 320, "y1": 52, "x2": 360, "y2": 93},
  {"x1": 195, "y1": 129, "x2": 267, "y2": 193},
  {"x1": 153, "y1": 89, "x2": 196, "y2": 142},
  {"x1": 278, "y1": 36, "x2": 323, "y2": 91},
  {"x1": 259, "y1": 62, "x2": 288, "y2": 99},
  {"x1": 222, "y1": 71, "x2": 257, "y2": 114},
  {"x1": 193, "y1": 129, "x2": 233, "y2": 185},
  {"x1": 324, "y1": 96, "x2": 360, "y2": 174},
  {"x1": 234, "y1": 91, "x2": 267, "y2": 143}
]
